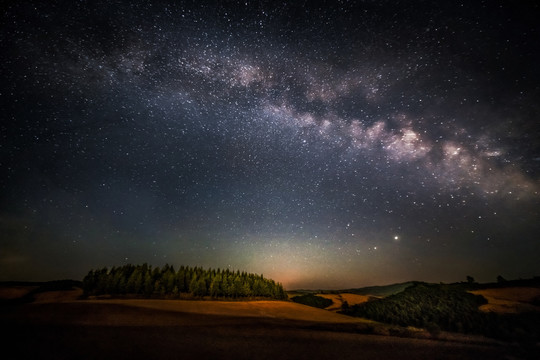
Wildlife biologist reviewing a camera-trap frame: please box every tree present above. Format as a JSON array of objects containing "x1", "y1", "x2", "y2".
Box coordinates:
[
  {"x1": 497, "y1": 275, "x2": 507, "y2": 284},
  {"x1": 466, "y1": 276, "x2": 475, "y2": 284},
  {"x1": 189, "y1": 275, "x2": 207, "y2": 297},
  {"x1": 127, "y1": 269, "x2": 143, "y2": 294},
  {"x1": 196, "y1": 277, "x2": 207, "y2": 297},
  {"x1": 209, "y1": 274, "x2": 221, "y2": 298},
  {"x1": 144, "y1": 273, "x2": 154, "y2": 296},
  {"x1": 232, "y1": 276, "x2": 243, "y2": 298},
  {"x1": 426, "y1": 322, "x2": 441, "y2": 338},
  {"x1": 189, "y1": 275, "x2": 199, "y2": 295},
  {"x1": 163, "y1": 270, "x2": 175, "y2": 293}
]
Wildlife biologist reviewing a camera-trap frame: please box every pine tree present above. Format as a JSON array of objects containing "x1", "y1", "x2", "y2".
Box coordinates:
[
  {"x1": 189, "y1": 275, "x2": 199, "y2": 295},
  {"x1": 144, "y1": 272, "x2": 154, "y2": 296}
]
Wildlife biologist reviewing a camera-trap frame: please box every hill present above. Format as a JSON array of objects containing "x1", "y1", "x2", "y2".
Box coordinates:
[
  {"x1": 289, "y1": 282, "x2": 415, "y2": 298},
  {"x1": 2, "y1": 276, "x2": 539, "y2": 358},
  {"x1": 341, "y1": 282, "x2": 416, "y2": 297},
  {"x1": 0, "y1": 280, "x2": 82, "y2": 304},
  {"x1": 2, "y1": 294, "x2": 519, "y2": 360},
  {"x1": 340, "y1": 282, "x2": 540, "y2": 342}
]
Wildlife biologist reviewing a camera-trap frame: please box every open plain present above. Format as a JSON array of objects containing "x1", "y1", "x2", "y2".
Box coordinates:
[{"x1": 1, "y1": 287, "x2": 534, "y2": 360}]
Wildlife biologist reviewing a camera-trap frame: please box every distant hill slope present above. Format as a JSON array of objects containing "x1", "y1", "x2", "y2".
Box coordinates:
[
  {"x1": 293, "y1": 278, "x2": 540, "y2": 298},
  {"x1": 341, "y1": 282, "x2": 416, "y2": 297},
  {"x1": 290, "y1": 282, "x2": 416, "y2": 298},
  {"x1": 0, "y1": 280, "x2": 82, "y2": 304}
]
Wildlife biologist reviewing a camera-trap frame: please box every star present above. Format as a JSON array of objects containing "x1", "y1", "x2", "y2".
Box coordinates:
[{"x1": 0, "y1": 0, "x2": 539, "y2": 289}]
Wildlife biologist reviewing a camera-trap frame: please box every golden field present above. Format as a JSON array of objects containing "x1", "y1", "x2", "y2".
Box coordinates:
[
  {"x1": 1, "y1": 285, "x2": 528, "y2": 359},
  {"x1": 470, "y1": 287, "x2": 540, "y2": 313}
]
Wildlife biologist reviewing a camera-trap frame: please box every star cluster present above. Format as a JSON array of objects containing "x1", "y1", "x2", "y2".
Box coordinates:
[{"x1": 1, "y1": 1, "x2": 539, "y2": 288}]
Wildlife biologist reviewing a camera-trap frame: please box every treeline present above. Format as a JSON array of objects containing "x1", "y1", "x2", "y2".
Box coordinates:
[
  {"x1": 465, "y1": 276, "x2": 540, "y2": 290},
  {"x1": 340, "y1": 282, "x2": 540, "y2": 341},
  {"x1": 291, "y1": 293, "x2": 333, "y2": 309},
  {"x1": 82, "y1": 264, "x2": 287, "y2": 300}
]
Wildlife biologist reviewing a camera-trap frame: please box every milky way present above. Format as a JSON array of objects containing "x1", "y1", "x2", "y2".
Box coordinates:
[{"x1": 1, "y1": 1, "x2": 539, "y2": 288}]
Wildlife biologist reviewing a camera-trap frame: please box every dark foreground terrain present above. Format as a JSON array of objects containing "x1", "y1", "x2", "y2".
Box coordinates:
[{"x1": 2, "y1": 299, "x2": 537, "y2": 360}]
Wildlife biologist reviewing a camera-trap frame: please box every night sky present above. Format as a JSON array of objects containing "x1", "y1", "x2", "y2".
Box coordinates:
[{"x1": 1, "y1": 0, "x2": 539, "y2": 289}]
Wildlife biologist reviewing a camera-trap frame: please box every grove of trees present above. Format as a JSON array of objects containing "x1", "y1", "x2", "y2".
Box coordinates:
[
  {"x1": 340, "y1": 282, "x2": 540, "y2": 341},
  {"x1": 340, "y1": 283, "x2": 487, "y2": 333},
  {"x1": 82, "y1": 263, "x2": 287, "y2": 300},
  {"x1": 291, "y1": 293, "x2": 333, "y2": 309}
]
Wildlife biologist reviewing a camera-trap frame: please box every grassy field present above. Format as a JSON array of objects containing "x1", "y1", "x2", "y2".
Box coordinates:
[
  {"x1": 470, "y1": 287, "x2": 540, "y2": 313},
  {"x1": 0, "y1": 285, "x2": 38, "y2": 299},
  {"x1": 315, "y1": 293, "x2": 372, "y2": 311},
  {"x1": 1, "y1": 286, "x2": 533, "y2": 360}
]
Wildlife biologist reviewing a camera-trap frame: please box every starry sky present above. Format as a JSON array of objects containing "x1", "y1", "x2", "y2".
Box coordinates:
[{"x1": 1, "y1": 0, "x2": 539, "y2": 289}]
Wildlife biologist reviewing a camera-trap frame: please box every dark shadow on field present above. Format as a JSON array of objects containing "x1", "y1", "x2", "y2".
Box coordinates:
[{"x1": 2, "y1": 302, "x2": 537, "y2": 360}]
